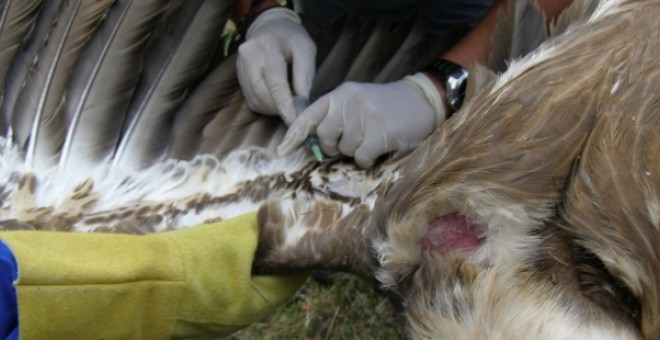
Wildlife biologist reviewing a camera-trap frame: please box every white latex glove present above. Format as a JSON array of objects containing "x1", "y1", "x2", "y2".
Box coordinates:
[
  {"x1": 237, "y1": 8, "x2": 316, "y2": 125},
  {"x1": 277, "y1": 73, "x2": 447, "y2": 168}
]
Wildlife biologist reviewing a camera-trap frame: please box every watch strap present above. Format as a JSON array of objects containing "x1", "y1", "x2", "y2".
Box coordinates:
[{"x1": 423, "y1": 59, "x2": 469, "y2": 114}]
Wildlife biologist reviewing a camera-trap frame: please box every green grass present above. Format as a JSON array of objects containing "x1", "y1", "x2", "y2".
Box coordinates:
[{"x1": 233, "y1": 273, "x2": 402, "y2": 339}]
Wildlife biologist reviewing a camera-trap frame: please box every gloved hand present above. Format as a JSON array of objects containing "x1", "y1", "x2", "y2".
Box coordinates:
[
  {"x1": 277, "y1": 73, "x2": 447, "y2": 168},
  {"x1": 237, "y1": 7, "x2": 316, "y2": 125}
]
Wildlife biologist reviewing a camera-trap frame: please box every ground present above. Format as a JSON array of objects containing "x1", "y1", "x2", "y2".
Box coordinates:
[{"x1": 235, "y1": 274, "x2": 402, "y2": 339}]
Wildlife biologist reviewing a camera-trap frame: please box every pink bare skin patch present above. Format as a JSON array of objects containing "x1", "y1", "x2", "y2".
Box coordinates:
[{"x1": 421, "y1": 214, "x2": 485, "y2": 255}]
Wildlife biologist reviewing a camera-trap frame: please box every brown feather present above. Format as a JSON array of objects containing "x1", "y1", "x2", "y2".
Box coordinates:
[
  {"x1": 255, "y1": 197, "x2": 377, "y2": 279},
  {"x1": 258, "y1": 0, "x2": 659, "y2": 338},
  {"x1": 371, "y1": 1, "x2": 659, "y2": 337},
  {"x1": 559, "y1": 82, "x2": 660, "y2": 338}
]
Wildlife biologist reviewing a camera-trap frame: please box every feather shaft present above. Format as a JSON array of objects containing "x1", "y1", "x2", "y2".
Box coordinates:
[
  {"x1": 0, "y1": 0, "x2": 44, "y2": 99},
  {"x1": 112, "y1": 0, "x2": 232, "y2": 169},
  {"x1": 343, "y1": 17, "x2": 409, "y2": 83},
  {"x1": 166, "y1": 53, "x2": 240, "y2": 160},
  {"x1": 15, "y1": 0, "x2": 114, "y2": 168},
  {"x1": 374, "y1": 13, "x2": 456, "y2": 83},
  {"x1": 309, "y1": 15, "x2": 372, "y2": 101},
  {"x1": 2, "y1": 0, "x2": 59, "y2": 139},
  {"x1": 58, "y1": 0, "x2": 169, "y2": 170},
  {"x1": 0, "y1": 0, "x2": 43, "y2": 135},
  {"x1": 197, "y1": 91, "x2": 247, "y2": 158}
]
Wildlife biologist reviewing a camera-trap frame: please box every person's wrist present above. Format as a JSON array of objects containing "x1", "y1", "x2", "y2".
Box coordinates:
[
  {"x1": 252, "y1": 0, "x2": 280, "y2": 13},
  {"x1": 421, "y1": 70, "x2": 450, "y2": 115},
  {"x1": 403, "y1": 73, "x2": 447, "y2": 127},
  {"x1": 422, "y1": 59, "x2": 469, "y2": 116},
  {"x1": 246, "y1": 7, "x2": 300, "y2": 38}
]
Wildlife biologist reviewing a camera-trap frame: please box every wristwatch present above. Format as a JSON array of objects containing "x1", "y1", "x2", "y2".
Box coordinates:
[{"x1": 423, "y1": 59, "x2": 469, "y2": 114}]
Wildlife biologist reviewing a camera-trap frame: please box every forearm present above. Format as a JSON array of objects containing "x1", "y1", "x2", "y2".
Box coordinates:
[
  {"x1": 425, "y1": 0, "x2": 574, "y2": 111},
  {"x1": 443, "y1": 0, "x2": 574, "y2": 68}
]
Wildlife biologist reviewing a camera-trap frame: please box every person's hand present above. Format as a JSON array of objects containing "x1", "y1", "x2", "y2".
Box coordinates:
[
  {"x1": 277, "y1": 73, "x2": 447, "y2": 168},
  {"x1": 237, "y1": 8, "x2": 316, "y2": 125}
]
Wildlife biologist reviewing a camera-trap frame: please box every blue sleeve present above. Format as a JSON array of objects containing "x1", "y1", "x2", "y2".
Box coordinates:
[
  {"x1": 0, "y1": 241, "x2": 18, "y2": 340},
  {"x1": 295, "y1": 0, "x2": 495, "y2": 38}
]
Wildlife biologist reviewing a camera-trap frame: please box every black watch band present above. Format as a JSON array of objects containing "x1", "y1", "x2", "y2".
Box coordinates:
[{"x1": 423, "y1": 59, "x2": 469, "y2": 113}]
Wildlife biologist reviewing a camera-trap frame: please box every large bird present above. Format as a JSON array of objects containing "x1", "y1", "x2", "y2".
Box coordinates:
[
  {"x1": 0, "y1": 0, "x2": 657, "y2": 338},
  {"x1": 255, "y1": 0, "x2": 660, "y2": 339},
  {"x1": 0, "y1": 0, "x2": 453, "y2": 234}
]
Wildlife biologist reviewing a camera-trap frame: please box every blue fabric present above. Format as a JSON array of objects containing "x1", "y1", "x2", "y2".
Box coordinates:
[
  {"x1": 295, "y1": 0, "x2": 495, "y2": 37},
  {"x1": 0, "y1": 242, "x2": 18, "y2": 340}
]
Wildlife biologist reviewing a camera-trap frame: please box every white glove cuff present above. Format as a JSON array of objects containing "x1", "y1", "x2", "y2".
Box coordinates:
[
  {"x1": 247, "y1": 7, "x2": 302, "y2": 38},
  {"x1": 404, "y1": 73, "x2": 447, "y2": 127}
]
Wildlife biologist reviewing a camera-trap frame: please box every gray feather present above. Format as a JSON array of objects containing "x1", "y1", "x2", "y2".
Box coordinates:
[
  {"x1": 2, "y1": 0, "x2": 59, "y2": 139},
  {"x1": 167, "y1": 53, "x2": 240, "y2": 161},
  {"x1": 465, "y1": 63, "x2": 497, "y2": 103},
  {"x1": 550, "y1": 0, "x2": 601, "y2": 37},
  {"x1": 13, "y1": 0, "x2": 114, "y2": 167},
  {"x1": 343, "y1": 17, "x2": 409, "y2": 83},
  {"x1": 309, "y1": 15, "x2": 373, "y2": 101},
  {"x1": 374, "y1": 13, "x2": 457, "y2": 83},
  {"x1": 510, "y1": 0, "x2": 547, "y2": 59},
  {"x1": 487, "y1": 2, "x2": 513, "y2": 72},
  {"x1": 211, "y1": 103, "x2": 262, "y2": 158},
  {"x1": 237, "y1": 115, "x2": 284, "y2": 151},
  {"x1": 58, "y1": 0, "x2": 169, "y2": 170},
  {"x1": 112, "y1": 0, "x2": 232, "y2": 169},
  {"x1": 307, "y1": 15, "x2": 344, "y2": 68},
  {"x1": 488, "y1": 0, "x2": 547, "y2": 72},
  {"x1": 197, "y1": 91, "x2": 249, "y2": 158},
  {"x1": 0, "y1": 0, "x2": 44, "y2": 102}
]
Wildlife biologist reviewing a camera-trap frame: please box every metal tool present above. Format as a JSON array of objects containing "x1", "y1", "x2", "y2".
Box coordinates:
[{"x1": 292, "y1": 96, "x2": 324, "y2": 162}]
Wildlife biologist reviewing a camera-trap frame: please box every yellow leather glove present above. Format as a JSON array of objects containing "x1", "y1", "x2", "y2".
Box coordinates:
[{"x1": 0, "y1": 213, "x2": 307, "y2": 339}]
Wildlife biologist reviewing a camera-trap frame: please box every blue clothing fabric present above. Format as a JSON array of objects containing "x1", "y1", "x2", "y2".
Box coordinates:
[
  {"x1": 0, "y1": 241, "x2": 18, "y2": 340},
  {"x1": 295, "y1": 0, "x2": 495, "y2": 37}
]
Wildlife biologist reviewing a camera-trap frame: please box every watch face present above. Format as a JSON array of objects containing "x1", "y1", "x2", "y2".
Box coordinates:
[
  {"x1": 426, "y1": 59, "x2": 468, "y2": 112},
  {"x1": 445, "y1": 67, "x2": 469, "y2": 112}
]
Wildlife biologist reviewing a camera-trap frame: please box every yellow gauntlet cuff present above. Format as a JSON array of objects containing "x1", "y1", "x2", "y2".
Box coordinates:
[{"x1": 0, "y1": 213, "x2": 307, "y2": 339}]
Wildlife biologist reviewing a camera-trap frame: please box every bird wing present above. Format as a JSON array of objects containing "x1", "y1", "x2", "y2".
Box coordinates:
[
  {"x1": 14, "y1": 0, "x2": 115, "y2": 168},
  {"x1": 0, "y1": 7, "x2": 455, "y2": 236},
  {"x1": 112, "y1": 0, "x2": 232, "y2": 169},
  {"x1": 0, "y1": 0, "x2": 44, "y2": 133}
]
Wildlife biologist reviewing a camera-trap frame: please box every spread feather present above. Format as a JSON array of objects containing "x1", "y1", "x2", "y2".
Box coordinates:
[
  {"x1": 166, "y1": 53, "x2": 240, "y2": 160},
  {"x1": 559, "y1": 61, "x2": 660, "y2": 338},
  {"x1": 1, "y1": 0, "x2": 59, "y2": 139},
  {"x1": 112, "y1": 0, "x2": 232, "y2": 169},
  {"x1": 58, "y1": 0, "x2": 170, "y2": 171},
  {"x1": 0, "y1": 0, "x2": 44, "y2": 108},
  {"x1": 0, "y1": 5, "x2": 445, "y2": 234},
  {"x1": 12, "y1": 0, "x2": 114, "y2": 168}
]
